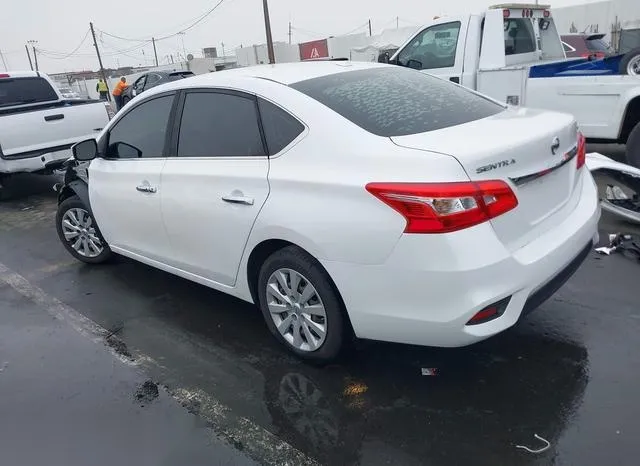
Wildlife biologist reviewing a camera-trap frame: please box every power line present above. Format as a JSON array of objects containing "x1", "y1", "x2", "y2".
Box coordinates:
[{"x1": 96, "y1": 0, "x2": 229, "y2": 43}]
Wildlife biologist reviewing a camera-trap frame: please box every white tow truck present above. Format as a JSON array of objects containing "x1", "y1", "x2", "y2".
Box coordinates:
[
  {"x1": 0, "y1": 71, "x2": 113, "y2": 198},
  {"x1": 388, "y1": 3, "x2": 640, "y2": 168}
]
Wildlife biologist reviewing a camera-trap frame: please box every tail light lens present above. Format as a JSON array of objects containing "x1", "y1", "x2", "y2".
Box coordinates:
[
  {"x1": 576, "y1": 132, "x2": 586, "y2": 170},
  {"x1": 366, "y1": 180, "x2": 518, "y2": 234}
]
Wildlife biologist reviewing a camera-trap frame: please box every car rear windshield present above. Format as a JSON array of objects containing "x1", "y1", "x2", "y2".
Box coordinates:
[
  {"x1": 0, "y1": 77, "x2": 58, "y2": 107},
  {"x1": 290, "y1": 67, "x2": 504, "y2": 137},
  {"x1": 586, "y1": 37, "x2": 610, "y2": 52}
]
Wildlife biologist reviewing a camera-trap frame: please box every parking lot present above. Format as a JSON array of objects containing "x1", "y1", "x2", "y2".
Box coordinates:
[{"x1": 1, "y1": 145, "x2": 639, "y2": 466}]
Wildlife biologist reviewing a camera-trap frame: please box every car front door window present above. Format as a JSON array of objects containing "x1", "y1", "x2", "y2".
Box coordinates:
[
  {"x1": 144, "y1": 74, "x2": 162, "y2": 91},
  {"x1": 397, "y1": 22, "x2": 461, "y2": 70},
  {"x1": 88, "y1": 93, "x2": 176, "y2": 260},
  {"x1": 106, "y1": 95, "x2": 174, "y2": 159}
]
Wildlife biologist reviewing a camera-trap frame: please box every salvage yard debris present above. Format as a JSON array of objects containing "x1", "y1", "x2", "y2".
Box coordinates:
[
  {"x1": 595, "y1": 233, "x2": 640, "y2": 260},
  {"x1": 515, "y1": 434, "x2": 551, "y2": 454}
]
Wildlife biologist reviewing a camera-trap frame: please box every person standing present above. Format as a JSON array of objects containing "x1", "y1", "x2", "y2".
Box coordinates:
[
  {"x1": 112, "y1": 77, "x2": 128, "y2": 111},
  {"x1": 96, "y1": 79, "x2": 109, "y2": 101}
]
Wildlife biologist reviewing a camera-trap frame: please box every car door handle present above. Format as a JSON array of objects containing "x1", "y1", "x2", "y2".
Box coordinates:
[
  {"x1": 44, "y1": 113, "x2": 65, "y2": 121},
  {"x1": 222, "y1": 194, "x2": 254, "y2": 205},
  {"x1": 136, "y1": 185, "x2": 157, "y2": 193}
]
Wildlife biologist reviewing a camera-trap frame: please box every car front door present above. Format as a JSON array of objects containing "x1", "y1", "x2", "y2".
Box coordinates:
[
  {"x1": 89, "y1": 92, "x2": 176, "y2": 261},
  {"x1": 160, "y1": 89, "x2": 275, "y2": 286},
  {"x1": 394, "y1": 19, "x2": 468, "y2": 85}
]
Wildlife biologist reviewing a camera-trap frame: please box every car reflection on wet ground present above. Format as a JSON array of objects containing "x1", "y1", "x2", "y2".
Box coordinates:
[{"x1": 0, "y1": 162, "x2": 639, "y2": 465}]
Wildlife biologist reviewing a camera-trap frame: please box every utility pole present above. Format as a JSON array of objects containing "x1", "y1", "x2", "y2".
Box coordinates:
[
  {"x1": 170, "y1": 54, "x2": 174, "y2": 64},
  {"x1": 288, "y1": 21, "x2": 292, "y2": 44},
  {"x1": 25, "y1": 45, "x2": 34, "y2": 70},
  {"x1": 89, "y1": 22, "x2": 111, "y2": 102},
  {"x1": 28, "y1": 40, "x2": 39, "y2": 72},
  {"x1": 368, "y1": 19, "x2": 372, "y2": 36},
  {"x1": 397, "y1": 16, "x2": 399, "y2": 29},
  {"x1": 0, "y1": 49, "x2": 8, "y2": 71},
  {"x1": 262, "y1": 0, "x2": 275, "y2": 64},
  {"x1": 152, "y1": 37, "x2": 159, "y2": 66},
  {"x1": 178, "y1": 32, "x2": 187, "y2": 62}
]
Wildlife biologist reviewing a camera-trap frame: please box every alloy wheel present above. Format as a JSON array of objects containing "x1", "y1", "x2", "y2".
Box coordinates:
[
  {"x1": 266, "y1": 268, "x2": 327, "y2": 352},
  {"x1": 61, "y1": 208, "x2": 104, "y2": 258}
]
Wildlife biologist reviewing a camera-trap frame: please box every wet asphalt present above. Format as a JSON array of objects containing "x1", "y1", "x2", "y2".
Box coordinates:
[{"x1": 0, "y1": 146, "x2": 639, "y2": 466}]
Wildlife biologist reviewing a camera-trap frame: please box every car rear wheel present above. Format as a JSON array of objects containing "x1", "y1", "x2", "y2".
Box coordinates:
[
  {"x1": 257, "y1": 245, "x2": 347, "y2": 363},
  {"x1": 122, "y1": 96, "x2": 130, "y2": 105},
  {"x1": 56, "y1": 195, "x2": 112, "y2": 264}
]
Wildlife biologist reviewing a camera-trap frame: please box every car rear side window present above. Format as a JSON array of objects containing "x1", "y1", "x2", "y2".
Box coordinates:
[
  {"x1": 290, "y1": 67, "x2": 504, "y2": 137},
  {"x1": 258, "y1": 98, "x2": 304, "y2": 155},
  {"x1": 177, "y1": 92, "x2": 266, "y2": 157},
  {"x1": 0, "y1": 77, "x2": 58, "y2": 107},
  {"x1": 106, "y1": 94, "x2": 174, "y2": 158}
]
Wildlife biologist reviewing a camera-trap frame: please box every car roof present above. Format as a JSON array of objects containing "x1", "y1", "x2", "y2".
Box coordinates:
[
  {"x1": 164, "y1": 61, "x2": 388, "y2": 88},
  {"x1": 0, "y1": 71, "x2": 44, "y2": 78}
]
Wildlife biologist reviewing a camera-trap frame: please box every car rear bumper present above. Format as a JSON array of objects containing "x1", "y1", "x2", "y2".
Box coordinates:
[
  {"x1": 322, "y1": 168, "x2": 600, "y2": 347},
  {"x1": 0, "y1": 148, "x2": 72, "y2": 174}
]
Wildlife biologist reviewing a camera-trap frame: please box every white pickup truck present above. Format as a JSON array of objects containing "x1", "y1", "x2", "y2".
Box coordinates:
[
  {"x1": 0, "y1": 71, "x2": 113, "y2": 197},
  {"x1": 388, "y1": 3, "x2": 640, "y2": 167}
]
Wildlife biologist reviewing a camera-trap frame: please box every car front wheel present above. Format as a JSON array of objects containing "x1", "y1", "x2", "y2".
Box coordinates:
[
  {"x1": 56, "y1": 195, "x2": 112, "y2": 264},
  {"x1": 257, "y1": 246, "x2": 348, "y2": 363}
]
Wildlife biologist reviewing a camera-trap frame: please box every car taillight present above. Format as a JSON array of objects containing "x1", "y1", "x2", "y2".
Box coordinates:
[
  {"x1": 0, "y1": 73, "x2": 10, "y2": 78},
  {"x1": 366, "y1": 180, "x2": 518, "y2": 234},
  {"x1": 576, "y1": 132, "x2": 586, "y2": 170}
]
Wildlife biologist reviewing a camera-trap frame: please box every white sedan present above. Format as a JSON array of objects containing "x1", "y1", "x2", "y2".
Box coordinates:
[{"x1": 55, "y1": 61, "x2": 600, "y2": 362}]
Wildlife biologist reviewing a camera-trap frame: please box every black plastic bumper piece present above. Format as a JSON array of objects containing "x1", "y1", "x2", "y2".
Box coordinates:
[{"x1": 521, "y1": 241, "x2": 592, "y2": 316}]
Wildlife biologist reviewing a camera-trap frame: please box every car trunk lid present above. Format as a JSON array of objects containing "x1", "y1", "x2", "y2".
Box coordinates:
[{"x1": 391, "y1": 107, "x2": 581, "y2": 251}]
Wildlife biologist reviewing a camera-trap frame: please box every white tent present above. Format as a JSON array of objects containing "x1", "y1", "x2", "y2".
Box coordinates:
[{"x1": 350, "y1": 26, "x2": 420, "y2": 62}]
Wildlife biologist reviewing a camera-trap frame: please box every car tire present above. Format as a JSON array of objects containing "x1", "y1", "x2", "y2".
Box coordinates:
[
  {"x1": 626, "y1": 121, "x2": 640, "y2": 168},
  {"x1": 619, "y1": 48, "x2": 640, "y2": 75},
  {"x1": 56, "y1": 195, "x2": 113, "y2": 264},
  {"x1": 122, "y1": 96, "x2": 130, "y2": 105},
  {"x1": 257, "y1": 245, "x2": 348, "y2": 363}
]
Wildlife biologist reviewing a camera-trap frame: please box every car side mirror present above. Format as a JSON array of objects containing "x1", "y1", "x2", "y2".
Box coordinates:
[
  {"x1": 407, "y1": 59, "x2": 423, "y2": 70},
  {"x1": 72, "y1": 139, "x2": 98, "y2": 161}
]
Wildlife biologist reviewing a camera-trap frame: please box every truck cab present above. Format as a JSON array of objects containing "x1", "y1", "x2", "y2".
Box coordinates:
[{"x1": 390, "y1": 3, "x2": 640, "y2": 167}]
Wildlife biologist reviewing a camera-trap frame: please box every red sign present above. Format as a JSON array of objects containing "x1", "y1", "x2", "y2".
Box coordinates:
[{"x1": 299, "y1": 39, "x2": 329, "y2": 60}]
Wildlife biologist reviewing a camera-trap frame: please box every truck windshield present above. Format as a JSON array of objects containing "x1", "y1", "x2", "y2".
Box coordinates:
[
  {"x1": 0, "y1": 77, "x2": 58, "y2": 107},
  {"x1": 290, "y1": 67, "x2": 505, "y2": 137}
]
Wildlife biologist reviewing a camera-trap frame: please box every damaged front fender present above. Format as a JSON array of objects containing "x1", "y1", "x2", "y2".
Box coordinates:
[{"x1": 586, "y1": 152, "x2": 640, "y2": 224}]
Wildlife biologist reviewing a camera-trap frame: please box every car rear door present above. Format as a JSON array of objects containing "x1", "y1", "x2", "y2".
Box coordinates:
[
  {"x1": 88, "y1": 92, "x2": 177, "y2": 261},
  {"x1": 159, "y1": 89, "x2": 272, "y2": 286}
]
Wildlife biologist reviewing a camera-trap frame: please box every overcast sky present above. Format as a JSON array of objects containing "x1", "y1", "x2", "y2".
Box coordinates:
[{"x1": 1, "y1": 0, "x2": 590, "y2": 73}]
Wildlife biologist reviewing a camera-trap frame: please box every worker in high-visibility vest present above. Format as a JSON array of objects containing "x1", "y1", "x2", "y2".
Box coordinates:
[
  {"x1": 112, "y1": 77, "x2": 129, "y2": 111},
  {"x1": 96, "y1": 79, "x2": 109, "y2": 101}
]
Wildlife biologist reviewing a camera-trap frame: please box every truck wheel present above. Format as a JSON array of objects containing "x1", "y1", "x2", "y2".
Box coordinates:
[
  {"x1": 626, "y1": 121, "x2": 640, "y2": 168},
  {"x1": 619, "y1": 48, "x2": 640, "y2": 75}
]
